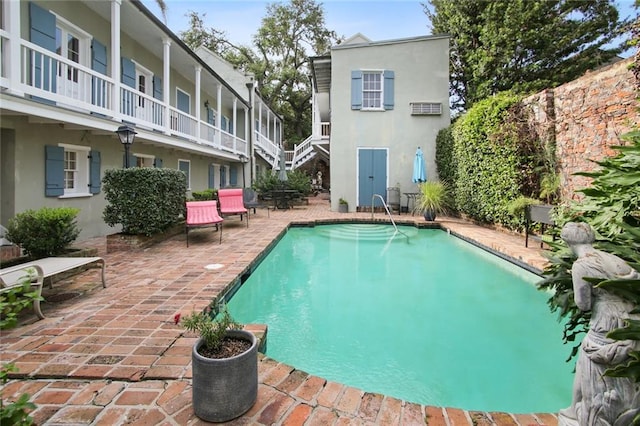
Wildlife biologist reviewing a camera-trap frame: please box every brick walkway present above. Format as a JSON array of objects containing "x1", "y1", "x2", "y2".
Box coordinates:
[{"x1": 1, "y1": 196, "x2": 559, "y2": 425}]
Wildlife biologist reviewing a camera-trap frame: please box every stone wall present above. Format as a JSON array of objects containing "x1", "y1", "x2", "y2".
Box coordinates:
[{"x1": 524, "y1": 57, "x2": 638, "y2": 201}]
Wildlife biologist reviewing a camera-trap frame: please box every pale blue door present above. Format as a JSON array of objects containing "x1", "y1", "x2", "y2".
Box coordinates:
[{"x1": 358, "y1": 149, "x2": 387, "y2": 208}]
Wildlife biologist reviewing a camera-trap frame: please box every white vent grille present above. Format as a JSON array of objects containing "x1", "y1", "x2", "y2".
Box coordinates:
[{"x1": 410, "y1": 102, "x2": 442, "y2": 115}]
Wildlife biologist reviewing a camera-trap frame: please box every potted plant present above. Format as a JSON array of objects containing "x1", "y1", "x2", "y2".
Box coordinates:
[
  {"x1": 338, "y1": 198, "x2": 348, "y2": 213},
  {"x1": 175, "y1": 304, "x2": 258, "y2": 423},
  {"x1": 413, "y1": 181, "x2": 451, "y2": 221}
]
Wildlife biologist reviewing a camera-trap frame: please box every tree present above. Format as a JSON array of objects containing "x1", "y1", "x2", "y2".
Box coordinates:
[
  {"x1": 180, "y1": 0, "x2": 341, "y2": 145},
  {"x1": 424, "y1": 0, "x2": 629, "y2": 112}
]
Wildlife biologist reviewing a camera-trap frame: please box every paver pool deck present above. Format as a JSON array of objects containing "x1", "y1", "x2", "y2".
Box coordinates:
[{"x1": 1, "y1": 196, "x2": 560, "y2": 425}]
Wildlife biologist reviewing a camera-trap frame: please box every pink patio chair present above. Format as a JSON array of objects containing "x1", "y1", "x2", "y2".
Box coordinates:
[
  {"x1": 186, "y1": 200, "x2": 223, "y2": 246},
  {"x1": 217, "y1": 188, "x2": 249, "y2": 227}
]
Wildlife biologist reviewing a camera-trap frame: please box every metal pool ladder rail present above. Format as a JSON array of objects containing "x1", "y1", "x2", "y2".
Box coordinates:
[{"x1": 371, "y1": 194, "x2": 410, "y2": 240}]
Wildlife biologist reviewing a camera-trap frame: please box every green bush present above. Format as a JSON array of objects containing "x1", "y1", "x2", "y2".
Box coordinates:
[
  {"x1": 435, "y1": 126, "x2": 456, "y2": 186},
  {"x1": 253, "y1": 170, "x2": 280, "y2": 194},
  {"x1": 253, "y1": 169, "x2": 312, "y2": 195},
  {"x1": 103, "y1": 168, "x2": 187, "y2": 236},
  {"x1": 1, "y1": 272, "x2": 41, "y2": 425},
  {"x1": 6, "y1": 207, "x2": 80, "y2": 258},
  {"x1": 286, "y1": 169, "x2": 312, "y2": 195},
  {"x1": 538, "y1": 130, "x2": 640, "y2": 377},
  {"x1": 191, "y1": 189, "x2": 217, "y2": 201}
]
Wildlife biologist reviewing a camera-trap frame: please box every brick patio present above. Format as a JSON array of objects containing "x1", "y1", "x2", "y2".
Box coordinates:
[{"x1": 1, "y1": 196, "x2": 559, "y2": 425}]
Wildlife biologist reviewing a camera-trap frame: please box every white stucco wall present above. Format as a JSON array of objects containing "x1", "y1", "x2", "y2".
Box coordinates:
[{"x1": 329, "y1": 36, "x2": 450, "y2": 211}]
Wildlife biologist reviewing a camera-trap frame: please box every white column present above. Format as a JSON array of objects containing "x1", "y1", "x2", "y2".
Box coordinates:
[
  {"x1": 110, "y1": 0, "x2": 122, "y2": 120},
  {"x1": 258, "y1": 101, "x2": 263, "y2": 137},
  {"x1": 232, "y1": 98, "x2": 237, "y2": 151},
  {"x1": 244, "y1": 106, "x2": 249, "y2": 155},
  {"x1": 4, "y1": 0, "x2": 23, "y2": 96},
  {"x1": 163, "y1": 38, "x2": 171, "y2": 135},
  {"x1": 266, "y1": 110, "x2": 271, "y2": 141},
  {"x1": 216, "y1": 84, "x2": 222, "y2": 146},
  {"x1": 273, "y1": 115, "x2": 278, "y2": 144},
  {"x1": 194, "y1": 65, "x2": 201, "y2": 140}
]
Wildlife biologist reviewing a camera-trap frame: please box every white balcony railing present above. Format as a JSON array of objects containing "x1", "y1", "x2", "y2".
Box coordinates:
[{"x1": 0, "y1": 36, "x2": 262, "y2": 159}]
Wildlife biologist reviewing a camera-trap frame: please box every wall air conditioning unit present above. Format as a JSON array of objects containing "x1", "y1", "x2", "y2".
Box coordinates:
[{"x1": 410, "y1": 102, "x2": 442, "y2": 115}]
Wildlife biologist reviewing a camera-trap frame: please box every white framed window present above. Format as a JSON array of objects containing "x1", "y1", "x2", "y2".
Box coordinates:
[
  {"x1": 133, "y1": 61, "x2": 153, "y2": 107},
  {"x1": 60, "y1": 143, "x2": 91, "y2": 197},
  {"x1": 134, "y1": 153, "x2": 155, "y2": 168},
  {"x1": 178, "y1": 159, "x2": 191, "y2": 189},
  {"x1": 362, "y1": 71, "x2": 383, "y2": 110},
  {"x1": 54, "y1": 16, "x2": 90, "y2": 100}
]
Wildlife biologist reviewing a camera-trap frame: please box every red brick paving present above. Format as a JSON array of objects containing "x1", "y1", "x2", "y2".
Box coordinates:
[{"x1": 1, "y1": 197, "x2": 560, "y2": 425}]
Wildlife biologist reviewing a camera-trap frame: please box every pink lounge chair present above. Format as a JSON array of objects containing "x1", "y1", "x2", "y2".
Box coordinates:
[
  {"x1": 186, "y1": 200, "x2": 223, "y2": 246},
  {"x1": 217, "y1": 188, "x2": 249, "y2": 227}
]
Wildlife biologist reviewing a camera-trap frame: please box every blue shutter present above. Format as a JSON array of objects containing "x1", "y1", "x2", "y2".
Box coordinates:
[
  {"x1": 177, "y1": 90, "x2": 190, "y2": 114},
  {"x1": 228, "y1": 119, "x2": 233, "y2": 134},
  {"x1": 45, "y1": 145, "x2": 64, "y2": 196},
  {"x1": 220, "y1": 167, "x2": 226, "y2": 188},
  {"x1": 351, "y1": 70, "x2": 362, "y2": 110},
  {"x1": 230, "y1": 165, "x2": 238, "y2": 187},
  {"x1": 207, "y1": 108, "x2": 214, "y2": 125},
  {"x1": 154, "y1": 158, "x2": 163, "y2": 168},
  {"x1": 179, "y1": 161, "x2": 190, "y2": 187},
  {"x1": 29, "y1": 2, "x2": 57, "y2": 97},
  {"x1": 383, "y1": 70, "x2": 395, "y2": 110},
  {"x1": 89, "y1": 150, "x2": 101, "y2": 194},
  {"x1": 208, "y1": 164, "x2": 215, "y2": 188},
  {"x1": 91, "y1": 39, "x2": 108, "y2": 108},
  {"x1": 121, "y1": 57, "x2": 136, "y2": 117},
  {"x1": 152, "y1": 75, "x2": 162, "y2": 100},
  {"x1": 221, "y1": 116, "x2": 228, "y2": 132}
]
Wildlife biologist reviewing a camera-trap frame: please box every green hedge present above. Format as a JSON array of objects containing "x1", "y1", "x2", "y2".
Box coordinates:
[
  {"x1": 102, "y1": 168, "x2": 187, "y2": 236},
  {"x1": 253, "y1": 169, "x2": 312, "y2": 195},
  {"x1": 6, "y1": 207, "x2": 80, "y2": 258},
  {"x1": 435, "y1": 126, "x2": 456, "y2": 185}
]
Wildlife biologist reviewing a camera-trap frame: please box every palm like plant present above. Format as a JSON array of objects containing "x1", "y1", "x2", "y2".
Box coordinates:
[{"x1": 414, "y1": 181, "x2": 451, "y2": 220}]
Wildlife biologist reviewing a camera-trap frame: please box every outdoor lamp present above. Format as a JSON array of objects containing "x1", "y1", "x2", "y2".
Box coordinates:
[
  {"x1": 238, "y1": 153, "x2": 248, "y2": 187},
  {"x1": 116, "y1": 125, "x2": 137, "y2": 168}
]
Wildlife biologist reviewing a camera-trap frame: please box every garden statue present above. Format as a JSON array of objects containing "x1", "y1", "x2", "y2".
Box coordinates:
[
  {"x1": 558, "y1": 222, "x2": 640, "y2": 426},
  {"x1": 317, "y1": 171, "x2": 323, "y2": 187}
]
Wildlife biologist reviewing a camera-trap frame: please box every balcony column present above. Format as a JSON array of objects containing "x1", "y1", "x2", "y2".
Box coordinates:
[
  {"x1": 162, "y1": 38, "x2": 171, "y2": 135},
  {"x1": 216, "y1": 83, "x2": 222, "y2": 146},
  {"x1": 273, "y1": 114, "x2": 278, "y2": 144},
  {"x1": 258, "y1": 100, "x2": 262, "y2": 137},
  {"x1": 110, "y1": 0, "x2": 122, "y2": 120},
  {"x1": 244, "y1": 106, "x2": 249, "y2": 155},
  {"x1": 232, "y1": 97, "x2": 237, "y2": 151},
  {"x1": 3, "y1": 0, "x2": 23, "y2": 96},
  {"x1": 194, "y1": 65, "x2": 201, "y2": 140},
  {"x1": 266, "y1": 110, "x2": 270, "y2": 142}
]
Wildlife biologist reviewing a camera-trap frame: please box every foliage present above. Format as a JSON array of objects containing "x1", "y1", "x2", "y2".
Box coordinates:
[
  {"x1": 434, "y1": 126, "x2": 456, "y2": 185},
  {"x1": 102, "y1": 168, "x2": 187, "y2": 236},
  {"x1": 339, "y1": 198, "x2": 347, "y2": 205},
  {"x1": 252, "y1": 170, "x2": 281, "y2": 194},
  {"x1": 413, "y1": 181, "x2": 452, "y2": 215},
  {"x1": 538, "y1": 131, "x2": 640, "y2": 374},
  {"x1": 252, "y1": 169, "x2": 311, "y2": 195},
  {"x1": 424, "y1": 0, "x2": 628, "y2": 112},
  {"x1": 1, "y1": 273, "x2": 40, "y2": 426},
  {"x1": 177, "y1": 304, "x2": 241, "y2": 352},
  {"x1": 285, "y1": 169, "x2": 312, "y2": 195},
  {"x1": 506, "y1": 196, "x2": 541, "y2": 219},
  {"x1": 0, "y1": 271, "x2": 43, "y2": 330},
  {"x1": 180, "y1": 0, "x2": 341, "y2": 144},
  {"x1": 191, "y1": 189, "x2": 217, "y2": 201},
  {"x1": 6, "y1": 207, "x2": 80, "y2": 259},
  {"x1": 450, "y1": 92, "x2": 531, "y2": 228}
]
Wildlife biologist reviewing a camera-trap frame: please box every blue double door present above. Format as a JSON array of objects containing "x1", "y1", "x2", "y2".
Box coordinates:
[{"x1": 358, "y1": 148, "x2": 388, "y2": 208}]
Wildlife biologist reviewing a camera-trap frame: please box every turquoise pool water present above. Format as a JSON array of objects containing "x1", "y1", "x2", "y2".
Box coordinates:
[{"x1": 227, "y1": 224, "x2": 573, "y2": 413}]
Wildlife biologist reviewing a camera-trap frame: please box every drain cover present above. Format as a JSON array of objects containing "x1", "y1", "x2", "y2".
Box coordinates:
[{"x1": 204, "y1": 264, "x2": 224, "y2": 270}]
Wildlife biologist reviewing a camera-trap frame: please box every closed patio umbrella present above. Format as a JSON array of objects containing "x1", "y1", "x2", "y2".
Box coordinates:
[
  {"x1": 278, "y1": 147, "x2": 288, "y2": 182},
  {"x1": 412, "y1": 147, "x2": 427, "y2": 183}
]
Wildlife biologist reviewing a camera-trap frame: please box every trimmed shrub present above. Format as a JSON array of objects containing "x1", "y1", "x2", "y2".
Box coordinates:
[
  {"x1": 192, "y1": 189, "x2": 217, "y2": 201},
  {"x1": 253, "y1": 169, "x2": 312, "y2": 195},
  {"x1": 435, "y1": 126, "x2": 456, "y2": 185},
  {"x1": 103, "y1": 168, "x2": 187, "y2": 236},
  {"x1": 286, "y1": 169, "x2": 312, "y2": 195},
  {"x1": 6, "y1": 207, "x2": 80, "y2": 258}
]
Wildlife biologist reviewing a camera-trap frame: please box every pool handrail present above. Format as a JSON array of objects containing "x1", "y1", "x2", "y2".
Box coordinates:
[{"x1": 371, "y1": 194, "x2": 410, "y2": 240}]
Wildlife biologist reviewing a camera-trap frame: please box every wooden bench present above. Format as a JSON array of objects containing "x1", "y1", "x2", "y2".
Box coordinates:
[{"x1": 0, "y1": 257, "x2": 106, "y2": 319}]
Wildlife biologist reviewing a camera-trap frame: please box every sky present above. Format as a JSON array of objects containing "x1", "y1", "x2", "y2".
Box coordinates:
[{"x1": 142, "y1": 0, "x2": 638, "y2": 58}]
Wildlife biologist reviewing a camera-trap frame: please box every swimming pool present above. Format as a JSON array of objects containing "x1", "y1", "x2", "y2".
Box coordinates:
[{"x1": 227, "y1": 224, "x2": 573, "y2": 413}]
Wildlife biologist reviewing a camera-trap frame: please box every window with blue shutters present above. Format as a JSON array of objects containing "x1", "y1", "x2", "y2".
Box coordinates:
[
  {"x1": 351, "y1": 69, "x2": 394, "y2": 111},
  {"x1": 46, "y1": 144, "x2": 100, "y2": 197},
  {"x1": 178, "y1": 159, "x2": 191, "y2": 189}
]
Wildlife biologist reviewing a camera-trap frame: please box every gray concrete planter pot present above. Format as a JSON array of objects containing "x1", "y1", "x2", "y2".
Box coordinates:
[
  {"x1": 338, "y1": 203, "x2": 348, "y2": 213},
  {"x1": 191, "y1": 329, "x2": 258, "y2": 423}
]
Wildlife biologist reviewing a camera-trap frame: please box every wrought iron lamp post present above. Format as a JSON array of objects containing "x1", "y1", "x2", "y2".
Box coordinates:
[{"x1": 238, "y1": 153, "x2": 249, "y2": 187}]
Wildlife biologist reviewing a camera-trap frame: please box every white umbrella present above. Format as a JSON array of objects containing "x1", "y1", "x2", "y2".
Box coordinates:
[{"x1": 278, "y1": 147, "x2": 288, "y2": 182}]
